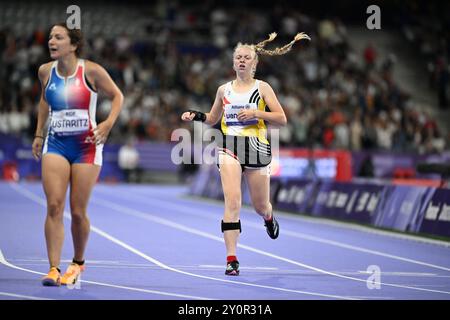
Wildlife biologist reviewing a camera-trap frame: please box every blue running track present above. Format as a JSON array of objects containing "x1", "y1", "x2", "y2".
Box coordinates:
[{"x1": 1, "y1": 182, "x2": 449, "y2": 300}]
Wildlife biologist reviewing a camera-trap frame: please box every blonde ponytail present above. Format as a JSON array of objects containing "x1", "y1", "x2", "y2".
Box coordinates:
[
  {"x1": 255, "y1": 32, "x2": 311, "y2": 56},
  {"x1": 233, "y1": 32, "x2": 311, "y2": 77}
]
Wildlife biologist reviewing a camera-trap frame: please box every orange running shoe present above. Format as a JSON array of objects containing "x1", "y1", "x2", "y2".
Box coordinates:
[
  {"x1": 42, "y1": 267, "x2": 61, "y2": 286},
  {"x1": 61, "y1": 263, "x2": 85, "y2": 285}
]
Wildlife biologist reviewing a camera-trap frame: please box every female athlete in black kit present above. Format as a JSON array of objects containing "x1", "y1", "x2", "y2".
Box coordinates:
[{"x1": 182, "y1": 32, "x2": 310, "y2": 275}]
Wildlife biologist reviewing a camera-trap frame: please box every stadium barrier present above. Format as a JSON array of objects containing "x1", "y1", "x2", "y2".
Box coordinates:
[
  {"x1": 189, "y1": 163, "x2": 450, "y2": 238},
  {"x1": 1, "y1": 134, "x2": 449, "y2": 238},
  {"x1": 0, "y1": 136, "x2": 179, "y2": 182}
]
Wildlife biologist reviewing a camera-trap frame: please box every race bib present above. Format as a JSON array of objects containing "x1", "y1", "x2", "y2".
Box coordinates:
[
  {"x1": 51, "y1": 109, "x2": 90, "y2": 135},
  {"x1": 224, "y1": 103, "x2": 257, "y2": 126}
]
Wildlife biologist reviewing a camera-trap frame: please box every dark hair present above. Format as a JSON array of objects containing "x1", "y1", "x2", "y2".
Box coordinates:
[{"x1": 51, "y1": 22, "x2": 83, "y2": 56}]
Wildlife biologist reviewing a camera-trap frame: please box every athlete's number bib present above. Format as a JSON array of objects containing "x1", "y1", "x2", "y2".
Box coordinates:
[
  {"x1": 224, "y1": 103, "x2": 257, "y2": 126},
  {"x1": 51, "y1": 109, "x2": 90, "y2": 135}
]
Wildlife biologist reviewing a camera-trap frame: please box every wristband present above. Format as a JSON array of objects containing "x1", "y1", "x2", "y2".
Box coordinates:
[{"x1": 188, "y1": 110, "x2": 206, "y2": 122}]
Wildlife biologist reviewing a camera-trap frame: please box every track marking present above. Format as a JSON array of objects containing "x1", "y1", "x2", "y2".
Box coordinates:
[
  {"x1": 128, "y1": 185, "x2": 450, "y2": 247},
  {"x1": 0, "y1": 249, "x2": 212, "y2": 300},
  {"x1": 9, "y1": 183, "x2": 358, "y2": 300},
  {"x1": 89, "y1": 192, "x2": 450, "y2": 296},
  {"x1": 98, "y1": 188, "x2": 450, "y2": 273},
  {"x1": 199, "y1": 265, "x2": 278, "y2": 270},
  {"x1": 0, "y1": 291, "x2": 53, "y2": 300},
  {"x1": 113, "y1": 184, "x2": 450, "y2": 247}
]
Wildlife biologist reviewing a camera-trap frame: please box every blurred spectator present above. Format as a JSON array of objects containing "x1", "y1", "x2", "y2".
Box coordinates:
[
  {"x1": 437, "y1": 63, "x2": 449, "y2": 109},
  {"x1": 375, "y1": 111, "x2": 396, "y2": 150},
  {"x1": 399, "y1": 2, "x2": 450, "y2": 110},
  {"x1": 350, "y1": 108, "x2": 363, "y2": 150},
  {"x1": 364, "y1": 42, "x2": 377, "y2": 69},
  {"x1": 118, "y1": 138, "x2": 140, "y2": 183},
  {"x1": 0, "y1": 0, "x2": 447, "y2": 155}
]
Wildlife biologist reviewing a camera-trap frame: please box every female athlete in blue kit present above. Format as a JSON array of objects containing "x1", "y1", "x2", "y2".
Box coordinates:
[{"x1": 32, "y1": 23, "x2": 123, "y2": 286}]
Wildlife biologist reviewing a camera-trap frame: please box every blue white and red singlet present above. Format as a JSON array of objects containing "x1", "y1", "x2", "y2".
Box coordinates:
[{"x1": 43, "y1": 59, "x2": 103, "y2": 166}]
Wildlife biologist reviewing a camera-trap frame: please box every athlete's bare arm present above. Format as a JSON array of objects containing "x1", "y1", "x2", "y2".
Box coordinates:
[
  {"x1": 205, "y1": 85, "x2": 225, "y2": 125},
  {"x1": 32, "y1": 62, "x2": 52, "y2": 160},
  {"x1": 180, "y1": 84, "x2": 225, "y2": 125},
  {"x1": 255, "y1": 81, "x2": 287, "y2": 126},
  {"x1": 85, "y1": 61, "x2": 123, "y2": 144}
]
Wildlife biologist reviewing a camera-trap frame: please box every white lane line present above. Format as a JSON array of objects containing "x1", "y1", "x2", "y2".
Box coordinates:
[
  {"x1": 11, "y1": 259, "x2": 450, "y2": 277},
  {"x1": 110, "y1": 184, "x2": 445, "y2": 248},
  {"x1": 10, "y1": 259, "x2": 131, "y2": 264},
  {"x1": 346, "y1": 295, "x2": 394, "y2": 299},
  {"x1": 357, "y1": 271, "x2": 437, "y2": 277},
  {"x1": 10, "y1": 259, "x2": 279, "y2": 271},
  {"x1": 168, "y1": 190, "x2": 450, "y2": 248},
  {"x1": 97, "y1": 185, "x2": 450, "y2": 248},
  {"x1": 90, "y1": 193, "x2": 450, "y2": 296},
  {"x1": 264, "y1": 211, "x2": 450, "y2": 247},
  {"x1": 104, "y1": 188, "x2": 450, "y2": 272},
  {"x1": 0, "y1": 249, "x2": 211, "y2": 300},
  {"x1": 247, "y1": 221, "x2": 450, "y2": 272},
  {"x1": 0, "y1": 291, "x2": 53, "y2": 300},
  {"x1": 9, "y1": 183, "x2": 357, "y2": 300},
  {"x1": 199, "y1": 265, "x2": 278, "y2": 270},
  {"x1": 90, "y1": 220, "x2": 356, "y2": 300}
]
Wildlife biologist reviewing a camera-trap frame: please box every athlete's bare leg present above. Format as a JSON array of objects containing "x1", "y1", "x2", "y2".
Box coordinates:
[
  {"x1": 42, "y1": 154, "x2": 71, "y2": 269},
  {"x1": 244, "y1": 166, "x2": 272, "y2": 219},
  {"x1": 69, "y1": 163, "x2": 101, "y2": 262},
  {"x1": 218, "y1": 153, "x2": 243, "y2": 257}
]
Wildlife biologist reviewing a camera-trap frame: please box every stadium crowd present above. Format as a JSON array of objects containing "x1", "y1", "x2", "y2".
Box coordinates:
[{"x1": 0, "y1": 1, "x2": 447, "y2": 155}]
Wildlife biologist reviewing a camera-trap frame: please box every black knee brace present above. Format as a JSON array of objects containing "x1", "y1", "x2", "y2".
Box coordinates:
[{"x1": 221, "y1": 220, "x2": 242, "y2": 233}]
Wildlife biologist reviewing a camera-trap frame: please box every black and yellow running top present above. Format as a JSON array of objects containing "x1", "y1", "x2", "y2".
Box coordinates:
[{"x1": 221, "y1": 79, "x2": 269, "y2": 145}]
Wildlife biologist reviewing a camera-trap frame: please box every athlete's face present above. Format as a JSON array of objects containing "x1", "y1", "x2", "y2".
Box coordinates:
[
  {"x1": 233, "y1": 47, "x2": 257, "y2": 76},
  {"x1": 48, "y1": 26, "x2": 77, "y2": 59}
]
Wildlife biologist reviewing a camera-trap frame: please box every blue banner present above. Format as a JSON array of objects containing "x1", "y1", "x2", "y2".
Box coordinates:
[
  {"x1": 188, "y1": 164, "x2": 449, "y2": 239},
  {"x1": 419, "y1": 189, "x2": 450, "y2": 237},
  {"x1": 309, "y1": 181, "x2": 384, "y2": 224},
  {"x1": 274, "y1": 178, "x2": 319, "y2": 214},
  {"x1": 372, "y1": 185, "x2": 435, "y2": 232}
]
